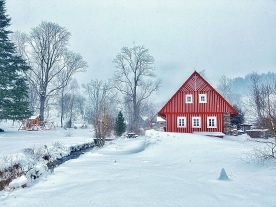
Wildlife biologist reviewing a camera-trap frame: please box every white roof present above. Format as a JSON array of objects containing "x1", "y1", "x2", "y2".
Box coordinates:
[
  {"x1": 157, "y1": 117, "x2": 165, "y2": 122},
  {"x1": 30, "y1": 115, "x2": 39, "y2": 119}
]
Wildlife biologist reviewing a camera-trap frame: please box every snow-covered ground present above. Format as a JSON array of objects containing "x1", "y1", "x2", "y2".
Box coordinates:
[
  {"x1": 0, "y1": 123, "x2": 94, "y2": 156},
  {"x1": 1, "y1": 124, "x2": 276, "y2": 207}
]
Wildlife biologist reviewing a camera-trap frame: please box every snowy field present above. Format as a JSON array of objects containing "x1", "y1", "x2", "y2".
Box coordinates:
[
  {"x1": 1, "y1": 124, "x2": 276, "y2": 207},
  {"x1": 0, "y1": 124, "x2": 94, "y2": 156}
]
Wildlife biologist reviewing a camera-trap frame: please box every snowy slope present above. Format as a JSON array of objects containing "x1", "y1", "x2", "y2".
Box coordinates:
[{"x1": 1, "y1": 129, "x2": 276, "y2": 206}]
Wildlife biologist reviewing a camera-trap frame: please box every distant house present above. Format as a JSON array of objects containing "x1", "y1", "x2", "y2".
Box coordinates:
[{"x1": 158, "y1": 71, "x2": 238, "y2": 136}]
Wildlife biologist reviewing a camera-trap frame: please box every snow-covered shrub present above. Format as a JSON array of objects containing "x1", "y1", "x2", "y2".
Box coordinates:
[
  {"x1": 244, "y1": 138, "x2": 276, "y2": 165},
  {"x1": 26, "y1": 163, "x2": 48, "y2": 181},
  {"x1": 0, "y1": 159, "x2": 24, "y2": 191},
  {"x1": 48, "y1": 142, "x2": 70, "y2": 160},
  {"x1": 9, "y1": 175, "x2": 28, "y2": 189},
  {"x1": 0, "y1": 145, "x2": 50, "y2": 190},
  {"x1": 1, "y1": 141, "x2": 94, "y2": 191},
  {"x1": 17, "y1": 145, "x2": 49, "y2": 183}
]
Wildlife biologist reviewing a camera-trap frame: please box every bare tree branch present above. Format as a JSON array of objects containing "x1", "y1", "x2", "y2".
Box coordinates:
[
  {"x1": 12, "y1": 22, "x2": 87, "y2": 121},
  {"x1": 113, "y1": 45, "x2": 160, "y2": 133}
]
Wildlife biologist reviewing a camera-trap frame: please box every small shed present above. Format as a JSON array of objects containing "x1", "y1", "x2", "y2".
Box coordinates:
[
  {"x1": 156, "y1": 116, "x2": 166, "y2": 131},
  {"x1": 246, "y1": 129, "x2": 271, "y2": 138},
  {"x1": 240, "y1": 124, "x2": 252, "y2": 132}
]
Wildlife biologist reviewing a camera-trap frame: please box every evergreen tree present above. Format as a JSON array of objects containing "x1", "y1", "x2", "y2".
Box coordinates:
[
  {"x1": 0, "y1": 0, "x2": 31, "y2": 125},
  {"x1": 115, "y1": 111, "x2": 126, "y2": 137},
  {"x1": 231, "y1": 105, "x2": 245, "y2": 130}
]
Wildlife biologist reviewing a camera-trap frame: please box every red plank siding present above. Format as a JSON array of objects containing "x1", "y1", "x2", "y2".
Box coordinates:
[{"x1": 159, "y1": 71, "x2": 238, "y2": 134}]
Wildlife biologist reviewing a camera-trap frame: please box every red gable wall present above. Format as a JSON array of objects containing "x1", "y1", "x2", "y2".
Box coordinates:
[{"x1": 158, "y1": 71, "x2": 238, "y2": 133}]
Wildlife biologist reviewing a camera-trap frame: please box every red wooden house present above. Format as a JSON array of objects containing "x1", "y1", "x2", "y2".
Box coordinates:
[{"x1": 158, "y1": 71, "x2": 238, "y2": 135}]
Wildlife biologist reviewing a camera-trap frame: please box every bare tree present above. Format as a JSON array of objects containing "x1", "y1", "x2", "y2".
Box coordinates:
[
  {"x1": 140, "y1": 101, "x2": 159, "y2": 129},
  {"x1": 83, "y1": 80, "x2": 117, "y2": 146},
  {"x1": 217, "y1": 75, "x2": 234, "y2": 102},
  {"x1": 11, "y1": 31, "x2": 38, "y2": 113},
  {"x1": 248, "y1": 73, "x2": 276, "y2": 132},
  {"x1": 59, "y1": 79, "x2": 85, "y2": 128},
  {"x1": 113, "y1": 45, "x2": 161, "y2": 133},
  {"x1": 249, "y1": 73, "x2": 265, "y2": 121},
  {"x1": 12, "y1": 22, "x2": 87, "y2": 121},
  {"x1": 246, "y1": 73, "x2": 276, "y2": 163}
]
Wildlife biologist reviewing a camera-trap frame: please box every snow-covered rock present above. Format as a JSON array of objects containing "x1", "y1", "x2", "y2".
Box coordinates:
[{"x1": 8, "y1": 175, "x2": 28, "y2": 189}]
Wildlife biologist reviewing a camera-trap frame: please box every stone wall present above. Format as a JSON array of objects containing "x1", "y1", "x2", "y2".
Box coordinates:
[{"x1": 223, "y1": 113, "x2": 231, "y2": 135}]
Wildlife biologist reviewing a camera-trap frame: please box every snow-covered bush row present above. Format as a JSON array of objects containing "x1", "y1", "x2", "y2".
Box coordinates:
[{"x1": 0, "y1": 141, "x2": 95, "y2": 191}]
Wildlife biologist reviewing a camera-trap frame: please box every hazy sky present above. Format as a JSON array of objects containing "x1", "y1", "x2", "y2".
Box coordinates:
[{"x1": 6, "y1": 0, "x2": 276, "y2": 103}]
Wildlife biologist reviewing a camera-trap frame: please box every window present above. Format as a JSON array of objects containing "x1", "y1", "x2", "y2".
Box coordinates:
[
  {"x1": 186, "y1": 94, "x2": 193, "y2": 103},
  {"x1": 177, "y1": 117, "x2": 186, "y2": 128},
  {"x1": 207, "y1": 116, "x2": 217, "y2": 128},
  {"x1": 199, "y1": 94, "x2": 207, "y2": 103},
  {"x1": 192, "y1": 117, "x2": 201, "y2": 128}
]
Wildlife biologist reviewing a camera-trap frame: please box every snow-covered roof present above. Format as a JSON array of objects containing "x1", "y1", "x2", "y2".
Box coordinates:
[
  {"x1": 246, "y1": 129, "x2": 269, "y2": 132},
  {"x1": 157, "y1": 116, "x2": 165, "y2": 122},
  {"x1": 30, "y1": 115, "x2": 39, "y2": 119}
]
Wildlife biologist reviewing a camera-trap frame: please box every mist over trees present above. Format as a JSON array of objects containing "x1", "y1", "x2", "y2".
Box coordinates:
[
  {"x1": 8, "y1": 17, "x2": 161, "y2": 136},
  {"x1": 217, "y1": 75, "x2": 234, "y2": 103},
  {"x1": 218, "y1": 72, "x2": 276, "y2": 97},
  {"x1": 217, "y1": 72, "x2": 276, "y2": 134}
]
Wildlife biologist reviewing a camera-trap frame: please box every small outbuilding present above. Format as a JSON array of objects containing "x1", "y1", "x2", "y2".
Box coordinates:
[{"x1": 240, "y1": 123, "x2": 252, "y2": 132}]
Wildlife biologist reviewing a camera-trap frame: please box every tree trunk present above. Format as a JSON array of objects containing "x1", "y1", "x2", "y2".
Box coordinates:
[
  {"x1": 132, "y1": 100, "x2": 139, "y2": 134},
  {"x1": 39, "y1": 94, "x2": 46, "y2": 122},
  {"x1": 131, "y1": 75, "x2": 139, "y2": 133},
  {"x1": 60, "y1": 92, "x2": 64, "y2": 127},
  {"x1": 60, "y1": 111, "x2": 64, "y2": 127}
]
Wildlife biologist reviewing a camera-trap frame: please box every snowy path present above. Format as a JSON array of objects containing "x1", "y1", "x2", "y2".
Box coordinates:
[{"x1": 1, "y1": 130, "x2": 276, "y2": 207}]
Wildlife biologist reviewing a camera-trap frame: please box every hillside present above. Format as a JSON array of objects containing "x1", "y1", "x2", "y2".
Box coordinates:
[{"x1": 225, "y1": 71, "x2": 276, "y2": 96}]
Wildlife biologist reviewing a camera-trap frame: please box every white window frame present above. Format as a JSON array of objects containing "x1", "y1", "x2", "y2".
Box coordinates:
[
  {"x1": 207, "y1": 116, "x2": 217, "y2": 128},
  {"x1": 192, "y1": 116, "x2": 201, "y2": 128},
  {"x1": 185, "y1": 94, "x2": 193, "y2": 104},
  {"x1": 199, "y1": 94, "x2": 207, "y2": 103},
  {"x1": 177, "y1": 117, "x2": 186, "y2": 128}
]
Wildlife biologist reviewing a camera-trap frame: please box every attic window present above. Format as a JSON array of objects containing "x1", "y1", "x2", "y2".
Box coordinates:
[
  {"x1": 185, "y1": 94, "x2": 193, "y2": 103},
  {"x1": 177, "y1": 117, "x2": 186, "y2": 128},
  {"x1": 199, "y1": 94, "x2": 207, "y2": 103}
]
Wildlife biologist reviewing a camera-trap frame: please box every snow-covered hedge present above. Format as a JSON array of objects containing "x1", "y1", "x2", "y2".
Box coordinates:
[{"x1": 0, "y1": 141, "x2": 94, "y2": 191}]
